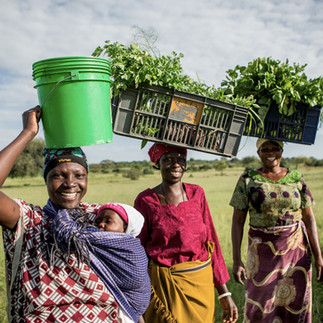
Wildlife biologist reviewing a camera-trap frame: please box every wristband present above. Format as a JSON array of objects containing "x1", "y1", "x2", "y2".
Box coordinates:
[{"x1": 217, "y1": 292, "x2": 232, "y2": 300}]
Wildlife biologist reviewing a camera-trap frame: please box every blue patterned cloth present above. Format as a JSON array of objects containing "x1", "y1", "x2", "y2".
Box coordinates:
[{"x1": 43, "y1": 199, "x2": 151, "y2": 322}]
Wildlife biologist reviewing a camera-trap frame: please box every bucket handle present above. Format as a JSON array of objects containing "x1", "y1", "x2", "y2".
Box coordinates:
[{"x1": 40, "y1": 74, "x2": 77, "y2": 107}]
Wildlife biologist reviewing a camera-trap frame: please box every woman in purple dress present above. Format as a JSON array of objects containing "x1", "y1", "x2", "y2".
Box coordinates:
[{"x1": 230, "y1": 138, "x2": 323, "y2": 322}]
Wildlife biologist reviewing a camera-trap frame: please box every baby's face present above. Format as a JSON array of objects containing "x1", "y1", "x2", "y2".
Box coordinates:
[{"x1": 95, "y1": 209, "x2": 126, "y2": 233}]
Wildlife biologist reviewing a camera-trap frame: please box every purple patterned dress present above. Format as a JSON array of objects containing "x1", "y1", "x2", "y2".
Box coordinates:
[{"x1": 230, "y1": 169, "x2": 314, "y2": 322}]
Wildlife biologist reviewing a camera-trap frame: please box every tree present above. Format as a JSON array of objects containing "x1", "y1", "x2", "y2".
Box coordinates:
[
  {"x1": 199, "y1": 164, "x2": 212, "y2": 171},
  {"x1": 228, "y1": 158, "x2": 242, "y2": 168},
  {"x1": 143, "y1": 167, "x2": 154, "y2": 175},
  {"x1": 214, "y1": 160, "x2": 227, "y2": 175},
  {"x1": 294, "y1": 156, "x2": 308, "y2": 169},
  {"x1": 280, "y1": 158, "x2": 290, "y2": 169},
  {"x1": 100, "y1": 159, "x2": 116, "y2": 173},
  {"x1": 89, "y1": 163, "x2": 102, "y2": 173},
  {"x1": 123, "y1": 168, "x2": 142, "y2": 180},
  {"x1": 304, "y1": 157, "x2": 316, "y2": 167},
  {"x1": 241, "y1": 156, "x2": 261, "y2": 171},
  {"x1": 9, "y1": 139, "x2": 45, "y2": 178}
]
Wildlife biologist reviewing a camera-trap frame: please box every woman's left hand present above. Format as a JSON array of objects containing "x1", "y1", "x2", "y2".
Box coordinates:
[
  {"x1": 219, "y1": 296, "x2": 238, "y2": 323},
  {"x1": 302, "y1": 207, "x2": 323, "y2": 285}
]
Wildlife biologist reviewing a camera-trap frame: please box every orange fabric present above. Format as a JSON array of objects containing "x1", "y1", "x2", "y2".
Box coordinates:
[{"x1": 144, "y1": 242, "x2": 215, "y2": 323}]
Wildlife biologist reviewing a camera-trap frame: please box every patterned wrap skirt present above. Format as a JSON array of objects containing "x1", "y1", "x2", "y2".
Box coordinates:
[{"x1": 244, "y1": 222, "x2": 312, "y2": 323}]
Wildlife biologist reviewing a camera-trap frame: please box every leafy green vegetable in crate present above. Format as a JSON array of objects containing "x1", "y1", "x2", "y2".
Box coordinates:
[
  {"x1": 93, "y1": 41, "x2": 259, "y2": 147},
  {"x1": 221, "y1": 57, "x2": 323, "y2": 122},
  {"x1": 92, "y1": 41, "x2": 256, "y2": 109},
  {"x1": 93, "y1": 41, "x2": 259, "y2": 148}
]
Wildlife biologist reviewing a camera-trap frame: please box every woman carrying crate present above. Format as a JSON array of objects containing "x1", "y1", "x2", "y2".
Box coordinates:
[
  {"x1": 230, "y1": 138, "x2": 323, "y2": 322},
  {"x1": 134, "y1": 142, "x2": 238, "y2": 323}
]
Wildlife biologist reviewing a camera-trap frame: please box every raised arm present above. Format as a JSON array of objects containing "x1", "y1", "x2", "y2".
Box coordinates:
[
  {"x1": 0, "y1": 106, "x2": 41, "y2": 229},
  {"x1": 232, "y1": 208, "x2": 248, "y2": 285},
  {"x1": 302, "y1": 207, "x2": 323, "y2": 283}
]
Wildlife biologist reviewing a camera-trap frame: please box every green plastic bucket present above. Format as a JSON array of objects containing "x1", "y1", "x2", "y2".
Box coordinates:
[{"x1": 32, "y1": 56, "x2": 113, "y2": 148}]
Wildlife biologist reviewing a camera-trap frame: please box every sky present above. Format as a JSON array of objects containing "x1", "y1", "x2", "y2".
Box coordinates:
[{"x1": 0, "y1": 0, "x2": 322, "y2": 164}]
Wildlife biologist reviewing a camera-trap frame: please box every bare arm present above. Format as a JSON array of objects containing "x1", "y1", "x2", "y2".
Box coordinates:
[
  {"x1": 231, "y1": 208, "x2": 247, "y2": 285},
  {"x1": 302, "y1": 207, "x2": 323, "y2": 283},
  {"x1": 0, "y1": 106, "x2": 41, "y2": 229}
]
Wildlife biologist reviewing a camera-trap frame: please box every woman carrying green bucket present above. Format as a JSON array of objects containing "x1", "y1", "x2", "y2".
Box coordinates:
[{"x1": 0, "y1": 106, "x2": 150, "y2": 322}]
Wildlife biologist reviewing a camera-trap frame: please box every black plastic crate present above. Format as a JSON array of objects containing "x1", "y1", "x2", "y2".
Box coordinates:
[
  {"x1": 111, "y1": 84, "x2": 249, "y2": 157},
  {"x1": 243, "y1": 104, "x2": 321, "y2": 144}
]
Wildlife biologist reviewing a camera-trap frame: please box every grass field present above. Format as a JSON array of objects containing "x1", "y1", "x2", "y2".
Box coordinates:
[{"x1": 1, "y1": 166, "x2": 323, "y2": 322}]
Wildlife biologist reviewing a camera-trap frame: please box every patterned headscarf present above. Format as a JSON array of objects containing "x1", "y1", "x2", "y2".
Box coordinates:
[
  {"x1": 148, "y1": 143, "x2": 187, "y2": 165},
  {"x1": 43, "y1": 147, "x2": 88, "y2": 180}
]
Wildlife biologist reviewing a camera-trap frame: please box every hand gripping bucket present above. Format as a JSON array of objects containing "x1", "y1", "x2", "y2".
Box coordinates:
[{"x1": 32, "y1": 56, "x2": 113, "y2": 148}]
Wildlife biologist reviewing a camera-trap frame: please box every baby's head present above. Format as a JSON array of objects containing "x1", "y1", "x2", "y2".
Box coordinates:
[
  {"x1": 96, "y1": 203, "x2": 145, "y2": 237},
  {"x1": 96, "y1": 203, "x2": 128, "y2": 233}
]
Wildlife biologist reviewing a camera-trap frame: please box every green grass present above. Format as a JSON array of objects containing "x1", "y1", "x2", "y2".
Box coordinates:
[{"x1": 1, "y1": 166, "x2": 323, "y2": 322}]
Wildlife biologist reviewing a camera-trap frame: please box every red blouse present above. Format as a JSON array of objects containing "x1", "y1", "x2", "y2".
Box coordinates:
[{"x1": 134, "y1": 183, "x2": 230, "y2": 287}]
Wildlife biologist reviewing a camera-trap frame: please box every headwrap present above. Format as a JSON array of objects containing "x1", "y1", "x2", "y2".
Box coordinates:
[
  {"x1": 43, "y1": 147, "x2": 88, "y2": 180},
  {"x1": 43, "y1": 200, "x2": 150, "y2": 322},
  {"x1": 96, "y1": 203, "x2": 145, "y2": 237},
  {"x1": 256, "y1": 138, "x2": 284, "y2": 151},
  {"x1": 148, "y1": 143, "x2": 187, "y2": 165}
]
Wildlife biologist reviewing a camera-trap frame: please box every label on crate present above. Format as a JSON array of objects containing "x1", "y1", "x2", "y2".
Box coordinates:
[{"x1": 170, "y1": 96, "x2": 203, "y2": 125}]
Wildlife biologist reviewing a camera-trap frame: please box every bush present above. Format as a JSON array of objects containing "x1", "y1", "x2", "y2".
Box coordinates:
[
  {"x1": 199, "y1": 164, "x2": 213, "y2": 171},
  {"x1": 123, "y1": 168, "x2": 141, "y2": 180},
  {"x1": 143, "y1": 167, "x2": 154, "y2": 175}
]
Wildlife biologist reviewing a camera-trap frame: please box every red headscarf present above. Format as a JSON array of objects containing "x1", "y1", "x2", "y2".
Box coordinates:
[{"x1": 148, "y1": 143, "x2": 187, "y2": 164}]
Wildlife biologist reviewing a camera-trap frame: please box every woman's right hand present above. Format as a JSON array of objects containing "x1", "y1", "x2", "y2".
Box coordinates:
[
  {"x1": 22, "y1": 105, "x2": 41, "y2": 136},
  {"x1": 233, "y1": 261, "x2": 247, "y2": 285}
]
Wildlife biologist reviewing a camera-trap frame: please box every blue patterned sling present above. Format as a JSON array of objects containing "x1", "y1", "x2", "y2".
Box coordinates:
[{"x1": 43, "y1": 199, "x2": 151, "y2": 322}]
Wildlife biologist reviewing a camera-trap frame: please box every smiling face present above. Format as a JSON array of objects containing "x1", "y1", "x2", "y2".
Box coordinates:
[
  {"x1": 95, "y1": 209, "x2": 127, "y2": 233},
  {"x1": 159, "y1": 150, "x2": 187, "y2": 183},
  {"x1": 46, "y1": 162, "x2": 87, "y2": 209},
  {"x1": 257, "y1": 141, "x2": 283, "y2": 169}
]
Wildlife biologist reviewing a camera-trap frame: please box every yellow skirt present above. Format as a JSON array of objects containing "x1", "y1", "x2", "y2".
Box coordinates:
[{"x1": 144, "y1": 242, "x2": 215, "y2": 323}]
